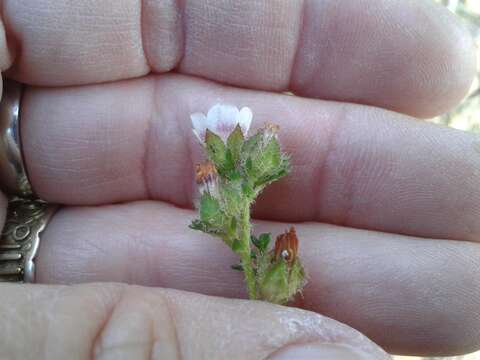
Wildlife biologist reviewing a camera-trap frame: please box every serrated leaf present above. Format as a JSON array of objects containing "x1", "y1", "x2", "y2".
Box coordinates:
[{"x1": 227, "y1": 124, "x2": 244, "y2": 166}]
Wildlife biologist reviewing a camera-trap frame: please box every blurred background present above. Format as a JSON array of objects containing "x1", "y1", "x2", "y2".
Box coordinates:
[{"x1": 394, "y1": 1, "x2": 479, "y2": 359}]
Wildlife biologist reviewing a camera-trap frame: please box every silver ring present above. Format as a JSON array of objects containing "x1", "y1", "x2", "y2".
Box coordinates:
[
  {"x1": 0, "y1": 79, "x2": 57, "y2": 282},
  {"x1": 0, "y1": 198, "x2": 57, "y2": 282},
  {"x1": 0, "y1": 79, "x2": 34, "y2": 198}
]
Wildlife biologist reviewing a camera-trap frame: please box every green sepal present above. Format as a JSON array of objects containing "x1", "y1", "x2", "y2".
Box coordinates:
[
  {"x1": 242, "y1": 132, "x2": 262, "y2": 158},
  {"x1": 245, "y1": 157, "x2": 253, "y2": 173},
  {"x1": 288, "y1": 259, "x2": 307, "y2": 299},
  {"x1": 205, "y1": 129, "x2": 229, "y2": 174},
  {"x1": 258, "y1": 260, "x2": 289, "y2": 304},
  {"x1": 242, "y1": 134, "x2": 290, "y2": 190},
  {"x1": 227, "y1": 124, "x2": 244, "y2": 166},
  {"x1": 252, "y1": 233, "x2": 271, "y2": 253},
  {"x1": 253, "y1": 155, "x2": 290, "y2": 188},
  {"x1": 256, "y1": 252, "x2": 307, "y2": 305}
]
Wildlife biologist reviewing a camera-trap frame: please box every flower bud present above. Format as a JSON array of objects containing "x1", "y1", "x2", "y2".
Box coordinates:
[{"x1": 257, "y1": 227, "x2": 306, "y2": 304}]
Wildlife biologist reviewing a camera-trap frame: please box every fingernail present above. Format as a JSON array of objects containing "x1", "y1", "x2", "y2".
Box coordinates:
[{"x1": 269, "y1": 343, "x2": 373, "y2": 360}]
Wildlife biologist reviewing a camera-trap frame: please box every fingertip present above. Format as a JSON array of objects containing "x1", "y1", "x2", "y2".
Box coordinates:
[
  {"x1": 291, "y1": 0, "x2": 477, "y2": 118},
  {"x1": 411, "y1": 1, "x2": 477, "y2": 118},
  {"x1": 160, "y1": 288, "x2": 389, "y2": 359}
]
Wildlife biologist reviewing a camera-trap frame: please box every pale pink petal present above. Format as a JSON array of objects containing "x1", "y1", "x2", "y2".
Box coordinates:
[
  {"x1": 191, "y1": 112, "x2": 208, "y2": 142},
  {"x1": 207, "y1": 104, "x2": 239, "y2": 141},
  {"x1": 237, "y1": 107, "x2": 252, "y2": 136},
  {"x1": 192, "y1": 129, "x2": 203, "y2": 143}
]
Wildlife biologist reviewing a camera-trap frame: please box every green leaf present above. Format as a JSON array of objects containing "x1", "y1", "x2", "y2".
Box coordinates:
[
  {"x1": 227, "y1": 124, "x2": 244, "y2": 166},
  {"x1": 199, "y1": 193, "x2": 222, "y2": 223},
  {"x1": 231, "y1": 264, "x2": 243, "y2": 271},
  {"x1": 205, "y1": 129, "x2": 228, "y2": 172},
  {"x1": 252, "y1": 233, "x2": 271, "y2": 252}
]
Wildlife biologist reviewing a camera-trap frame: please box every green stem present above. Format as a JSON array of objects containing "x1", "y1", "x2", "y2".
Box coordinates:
[{"x1": 239, "y1": 202, "x2": 257, "y2": 299}]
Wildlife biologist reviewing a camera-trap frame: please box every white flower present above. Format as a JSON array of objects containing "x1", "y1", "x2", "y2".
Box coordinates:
[{"x1": 191, "y1": 104, "x2": 252, "y2": 143}]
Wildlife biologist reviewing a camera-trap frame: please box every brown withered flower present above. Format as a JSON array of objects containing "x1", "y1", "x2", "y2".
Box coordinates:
[
  {"x1": 274, "y1": 226, "x2": 299, "y2": 265},
  {"x1": 195, "y1": 161, "x2": 218, "y2": 196},
  {"x1": 262, "y1": 123, "x2": 280, "y2": 143}
]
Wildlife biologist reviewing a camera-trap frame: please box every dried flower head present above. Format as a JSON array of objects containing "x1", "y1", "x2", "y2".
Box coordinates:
[
  {"x1": 274, "y1": 227, "x2": 299, "y2": 265},
  {"x1": 195, "y1": 161, "x2": 219, "y2": 196},
  {"x1": 263, "y1": 123, "x2": 280, "y2": 143},
  {"x1": 191, "y1": 103, "x2": 252, "y2": 143}
]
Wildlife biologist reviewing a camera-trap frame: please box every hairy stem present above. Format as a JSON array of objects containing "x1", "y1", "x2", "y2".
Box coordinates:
[{"x1": 239, "y1": 202, "x2": 257, "y2": 299}]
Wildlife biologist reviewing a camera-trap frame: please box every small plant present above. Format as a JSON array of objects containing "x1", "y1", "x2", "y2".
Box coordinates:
[{"x1": 189, "y1": 104, "x2": 306, "y2": 304}]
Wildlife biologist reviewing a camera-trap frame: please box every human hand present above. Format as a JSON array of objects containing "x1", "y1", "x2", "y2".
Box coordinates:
[{"x1": 0, "y1": 0, "x2": 478, "y2": 358}]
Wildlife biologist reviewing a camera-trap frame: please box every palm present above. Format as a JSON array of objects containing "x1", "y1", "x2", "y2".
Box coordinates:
[{"x1": 0, "y1": 0, "x2": 478, "y2": 356}]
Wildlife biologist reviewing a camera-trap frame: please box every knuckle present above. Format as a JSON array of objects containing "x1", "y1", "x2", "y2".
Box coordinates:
[{"x1": 93, "y1": 286, "x2": 180, "y2": 360}]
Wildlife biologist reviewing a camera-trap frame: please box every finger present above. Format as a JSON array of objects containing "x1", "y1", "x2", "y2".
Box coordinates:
[
  {"x1": 36, "y1": 201, "x2": 480, "y2": 356},
  {"x1": 3, "y1": 0, "x2": 476, "y2": 117},
  {"x1": 22, "y1": 74, "x2": 480, "y2": 242},
  {"x1": 0, "y1": 283, "x2": 388, "y2": 360}
]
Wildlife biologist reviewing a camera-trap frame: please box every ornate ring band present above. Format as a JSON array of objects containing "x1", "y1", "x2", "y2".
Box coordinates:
[{"x1": 0, "y1": 198, "x2": 57, "y2": 282}]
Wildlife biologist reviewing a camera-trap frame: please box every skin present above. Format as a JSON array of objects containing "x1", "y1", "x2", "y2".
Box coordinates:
[{"x1": 0, "y1": 0, "x2": 477, "y2": 357}]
